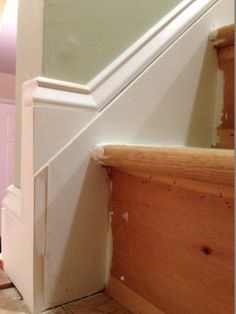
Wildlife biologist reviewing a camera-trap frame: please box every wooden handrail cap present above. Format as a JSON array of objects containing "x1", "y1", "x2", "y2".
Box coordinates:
[{"x1": 92, "y1": 144, "x2": 234, "y2": 186}]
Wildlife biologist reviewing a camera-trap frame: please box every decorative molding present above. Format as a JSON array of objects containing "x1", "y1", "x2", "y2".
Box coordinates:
[
  {"x1": 89, "y1": 0, "x2": 195, "y2": 89},
  {"x1": 89, "y1": 0, "x2": 219, "y2": 108},
  {"x1": 37, "y1": 76, "x2": 90, "y2": 94},
  {"x1": 27, "y1": 0, "x2": 219, "y2": 112},
  {"x1": 22, "y1": 77, "x2": 97, "y2": 111},
  {"x1": 1, "y1": 185, "x2": 22, "y2": 220},
  {"x1": 33, "y1": 85, "x2": 97, "y2": 110}
]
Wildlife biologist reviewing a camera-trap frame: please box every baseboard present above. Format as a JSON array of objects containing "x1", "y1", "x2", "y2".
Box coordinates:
[{"x1": 107, "y1": 276, "x2": 164, "y2": 314}]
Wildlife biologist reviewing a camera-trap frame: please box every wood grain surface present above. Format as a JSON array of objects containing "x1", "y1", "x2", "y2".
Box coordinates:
[
  {"x1": 110, "y1": 168, "x2": 234, "y2": 314},
  {"x1": 96, "y1": 145, "x2": 234, "y2": 186},
  {"x1": 213, "y1": 25, "x2": 234, "y2": 149}
]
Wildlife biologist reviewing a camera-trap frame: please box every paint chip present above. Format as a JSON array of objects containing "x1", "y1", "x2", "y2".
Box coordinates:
[
  {"x1": 120, "y1": 276, "x2": 125, "y2": 281},
  {"x1": 91, "y1": 144, "x2": 105, "y2": 163}
]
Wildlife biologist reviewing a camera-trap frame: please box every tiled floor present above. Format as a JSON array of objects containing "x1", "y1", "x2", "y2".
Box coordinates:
[{"x1": 0, "y1": 269, "x2": 130, "y2": 314}]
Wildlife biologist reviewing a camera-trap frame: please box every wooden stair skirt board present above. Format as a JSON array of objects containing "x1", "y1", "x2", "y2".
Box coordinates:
[
  {"x1": 93, "y1": 145, "x2": 234, "y2": 314},
  {"x1": 210, "y1": 24, "x2": 234, "y2": 149}
]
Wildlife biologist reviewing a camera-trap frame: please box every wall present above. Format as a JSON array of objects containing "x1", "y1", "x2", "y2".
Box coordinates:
[
  {"x1": 43, "y1": 0, "x2": 183, "y2": 84},
  {"x1": 15, "y1": 0, "x2": 184, "y2": 188},
  {"x1": 15, "y1": 0, "x2": 44, "y2": 187},
  {"x1": 0, "y1": 73, "x2": 15, "y2": 99},
  {"x1": 0, "y1": 0, "x2": 18, "y2": 229},
  {"x1": 0, "y1": 73, "x2": 15, "y2": 233}
]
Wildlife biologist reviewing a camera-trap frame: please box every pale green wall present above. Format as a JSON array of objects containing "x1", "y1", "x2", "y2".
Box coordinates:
[{"x1": 43, "y1": 0, "x2": 183, "y2": 84}]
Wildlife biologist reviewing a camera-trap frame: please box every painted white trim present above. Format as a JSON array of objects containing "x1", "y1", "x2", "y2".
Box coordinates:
[
  {"x1": 1, "y1": 185, "x2": 21, "y2": 220},
  {"x1": 33, "y1": 0, "x2": 219, "y2": 112},
  {"x1": 32, "y1": 77, "x2": 97, "y2": 110},
  {"x1": 89, "y1": 0, "x2": 219, "y2": 109},
  {"x1": 37, "y1": 76, "x2": 90, "y2": 94},
  {"x1": 33, "y1": 86, "x2": 97, "y2": 110},
  {"x1": 89, "y1": 0, "x2": 196, "y2": 91}
]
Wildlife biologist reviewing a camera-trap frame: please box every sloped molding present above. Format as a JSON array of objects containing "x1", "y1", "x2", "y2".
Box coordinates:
[
  {"x1": 88, "y1": 0, "x2": 219, "y2": 108},
  {"x1": 33, "y1": 77, "x2": 97, "y2": 110},
  {"x1": 36, "y1": 0, "x2": 219, "y2": 112}
]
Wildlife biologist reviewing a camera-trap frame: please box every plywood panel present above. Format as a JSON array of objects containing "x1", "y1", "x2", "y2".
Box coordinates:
[{"x1": 110, "y1": 169, "x2": 234, "y2": 314}]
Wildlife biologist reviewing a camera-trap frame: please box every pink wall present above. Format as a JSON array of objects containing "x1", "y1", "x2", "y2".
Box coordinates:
[
  {"x1": 0, "y1": 0, "x2": 17, "y2": 232},
  {"x1": 0, "y1": 72, "x2": 15, "y2": 99},
  {"x1": 0, "y1": 0, "x2": 18, "y2": 74}
]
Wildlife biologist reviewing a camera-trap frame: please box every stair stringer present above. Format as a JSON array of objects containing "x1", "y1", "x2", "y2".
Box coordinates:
[
  {"x1": 1, "y1": 0, "x2": 234, "y2": 312},
  {"x1": 38, "y1": 0, "x2": 233, "y2": 309}
]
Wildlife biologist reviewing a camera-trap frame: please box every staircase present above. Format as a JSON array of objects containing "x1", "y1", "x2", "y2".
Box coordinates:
[
  {"x1": 210, "y1": 24, "x2": 234, "y2": 148},
  {"x1": 93, "y1": 25, "x2": 234, "y2": 314}
]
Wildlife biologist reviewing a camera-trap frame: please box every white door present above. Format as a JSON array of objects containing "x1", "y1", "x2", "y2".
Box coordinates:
[{"x1": 0, "y1": 100, "x2": 15, "y2": 233}]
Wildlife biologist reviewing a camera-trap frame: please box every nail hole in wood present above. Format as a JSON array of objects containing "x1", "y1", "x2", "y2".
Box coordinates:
[{"x1": 202, "y1": 246, "x2": 212, "y2": 255}]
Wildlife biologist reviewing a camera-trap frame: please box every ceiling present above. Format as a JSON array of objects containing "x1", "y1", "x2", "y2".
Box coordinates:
[{"x1": 0, "y1": 0, "x2": 18, "y2": 74}]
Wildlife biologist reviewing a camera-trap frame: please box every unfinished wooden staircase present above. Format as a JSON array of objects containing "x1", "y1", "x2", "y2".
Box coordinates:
[
  {"x1": 92, "y1": 25, "x2": 234, "y2": 314},
  {"x1": 94, "y1": 145, "x2": 234, "y2": 314},
  {"x1": 210, "y1": 24, "x2": 234, "y2": 148}
]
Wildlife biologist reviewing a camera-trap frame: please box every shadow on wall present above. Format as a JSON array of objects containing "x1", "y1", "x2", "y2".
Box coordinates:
[
  {"x1": 186, "y1": 41, "x2": 219, "y2": 147},
  {"x1": 133, "y1": 41, "x2": 219, "y2": 148}
]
